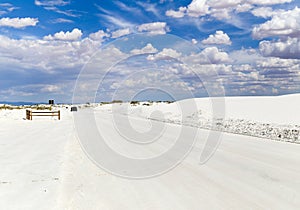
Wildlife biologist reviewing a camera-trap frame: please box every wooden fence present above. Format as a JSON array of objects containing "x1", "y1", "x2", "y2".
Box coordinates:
[{"x1": 26, "y1": 110, "x2": 60, "y2": 120}]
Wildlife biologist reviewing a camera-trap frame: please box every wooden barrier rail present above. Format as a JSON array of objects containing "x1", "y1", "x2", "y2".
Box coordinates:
[{"x1": 26, "y1": 110, "x2": 60, "y2": 120}]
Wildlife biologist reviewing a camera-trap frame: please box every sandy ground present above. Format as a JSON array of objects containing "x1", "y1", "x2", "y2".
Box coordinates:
[{"x1": 0, "y1": 95, "x2": 300, "y2": 209}]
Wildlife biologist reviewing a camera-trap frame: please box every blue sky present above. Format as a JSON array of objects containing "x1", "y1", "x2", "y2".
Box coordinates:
[{"x1": 0, "y1": 0, "x2": 300, "y2": 103}]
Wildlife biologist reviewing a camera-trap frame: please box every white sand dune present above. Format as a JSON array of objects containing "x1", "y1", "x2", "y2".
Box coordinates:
[
  {"x1": 98, "y1": 94, "x2": 300, "y2": 143},
  {"x1": 0, "y1": 94, "x2": 300, "y2": 209}
]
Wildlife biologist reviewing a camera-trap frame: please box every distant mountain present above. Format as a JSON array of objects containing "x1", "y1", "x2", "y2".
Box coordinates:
[{"x1": 0, "y1": 101, "x2": 46, "y2": 106}]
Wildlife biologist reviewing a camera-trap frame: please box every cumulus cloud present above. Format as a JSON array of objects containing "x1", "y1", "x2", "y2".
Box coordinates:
[
  {"x1": 0, "y1": 34, "x2": 102, "y2": 72},
  {"x1": 165, "y1": 7, "x2": 186, "y2": 18},
  {"x1": 137, "y1": 22, "x2": 169, "y2": 34},
  {"x1": 229, "y1": 48, "x2": 261, "y2": 64},
  {"x1": 211, "y1": 8, "x2": 233, "y2": 19},
  {"x1": 236, "y1": 3, "x2": 253, "y2": 13},
  {"x1": 168, "y1": 0, "x2": 240, "y2": 19},
  {"x1": 256, "y1": 57, "x2": 300, "y2": 69},
  {"x1": 233, "y1": 64, "x2": 254, "y2": 73},
  {"x1": 0, "y1": 17, "x2": 38, "y2": 28},
  {"x1": 165, "y1": 0, "x2": 249, "y2": 20},
  {"x1": 207, "y1": 0, "x2": 242, "y2": 8},
  {"x1": 251, "y1": 7, "x2": 275, "y2": 18},
  {"x1": 252, "y1": 7, "x2": 300, "y2": 39},
  {"x1": 184, "y1": 47, "x2": 231, "y2": 64},
  {"x1": 259, "y1": 37, "x2": 300, "y2": 59},
  {"x1": 41, "y1": 84, "x2": 61, "y2": 93},
  {"x1": 44, "y1": 28, "x2": 83, "y2": 41},
  {"x1": 201, "y1": 47, "x2": 231, "y2": 63},
  {"x1": 131, "y1": 43, "x2": 158, "y2": 55},
  {"x1": 165, "y1": 0, "x2": 294, "y2": 21},
  {"x1": 191, "y1": 39, "x2": 198, "y2": 44},
  {"x1": 209, "y1": 64, "x2": 233, "y2": 74},
  {"x1": 89, "y1": 30, "x2": 109, "y2": 41},
  {"x1": 247, "y1": 0, "x2": 293, "y2": 5},
  {"x1": 187, "y1": 0, "x2": 210, "y2": 17},
  {"x1": 111, "y1": 28, "x2": 131, "y2": 38},
  {"x1": 0, "y1": 33, "x2": 131, "y2": 103},
  {"x1": 255, "y1": 57, "x2": 300, "y2": 90},
  {"x1": 147, "y1": 48, "x2": 182, "y2": 60},
  {"x1": 202, "y1": 31, "x2": 232, "y2": 45}
]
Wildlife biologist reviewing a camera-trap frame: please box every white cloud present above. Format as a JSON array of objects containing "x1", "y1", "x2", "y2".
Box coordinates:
[
  {"x1": 183, "y1": 47, "x2": 231, "y2": 64},
  {"x1": 165, "y1": 0, "x2": 295, "y2": 21},
  {"x1": 187, "y1": 0, "x2": 209, "y2": 17},
  {"x1": 51, "y1": 18, "x2": 74, "y2": 23},
  {"x1": 98, "y1": 12, "x2": 135, "y2": 29},
  {"x1": 200, "y1": 47, "x2": 231, "y2": 64},
  {"x1": 229, "y1": 48, "x2": 261, "y2": 64},
  {"x1": 41, "y1": 84, "x2": 61, "y2": 93},
  {"x1": 233, "y1": 64, "x2": 254, "y2": 73},
  {"x1": 89, "y1": 30, "x2": 110, "y2": 41},
  {"x1": 0, "y1": 87, "x2": 35, "y2": 97},
  {"x1": 0, "y1": 3, "x2": 19, "y2": 15},
  {"x1": 137, "y1": 22, "x2": 169, "y2": 34},
  {"x1": 147, "y1": 48, "x2": 182, "y2": 60},
  {"x1": 44, "y1": 28, "x2": 83, "y2": 41},
  {"x1": 185, "y1": 63, "x2": 233, "y2": 78},
  {"x1": 131, "y1": 43, "x2": 158, "y2": 55},
  {"x1": 136, "y1": 2, "x2": 161, "y2": 18},
  {"x1": 256, "y1": 57, "x2": 300, "y2": 69},
  {"x1": 210, "y1": 64, "x2": 233, "y2": 74},
  {"x1": 34, "y1": 0, "x2": 70, "y2": 6},
  {"x1": 114, "y1": 1, "x2": 143, "y2": 15},
  {"x1": 248, "y1": 71, "x2": 259, "y2": 80},
  {"x1": 191, "y1": 39, "x2": 198, "y2": 44},
  {"x1": 202, "y1": 30, "x2": 232, "y2": 45},
  {"x1": 236, "y1": 4, "x2": 253, "y2": 13},
  {"x1": 254, "y1": 58, "x2": 300, "y2": 90},
  {"x1": 252, "y1": 7, "x2": 300, "y2": 39},
  {"x1": 207, "y1": 0, "x2": 242, "y2": 8},
  {"x1": 0, "y1": 17, "x2": 38, "y2": 28},
  {"x1": 251, "y1": 7, "x2": 275, "y2": 18},
  {"x1": 165, "y1": 7, "x2": 186, "y2": 18},
  {"x1": 259, "y1": 37, "x2": 300, "y2": 59},
  {"x1": 210, "y1": 8, "x2": 232, "y2": 19},
  {"x1": 0, "y1": 35, "x2": 100, "y2": 72},
  {"x1": 247, "y1": 0, "x2": 293, "y2": 6},
  {"x1": 43, "y1": 6, "x2": 79, "y2": 17},
  {"x1": 0, "y1": 83, "x2": 71, "y2": 99},
  {"x1": 0, "y1": 33, "x2": 132, "y2": 102},
  {"x1": 166, "y1": 0, "x2": 247, "y2": 19},
  {"x1": 111, "y1": 28, "x2": 131, "y2": 38},
  {"x1": 0, "y1": 3, "x2": 13, "y2": 7}
]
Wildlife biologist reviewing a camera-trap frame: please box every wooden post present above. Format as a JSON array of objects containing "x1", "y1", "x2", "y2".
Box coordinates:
[
  {"x1": 58, "y1": 110, "x2": 60, "y2": 120},
  {"x1": 26, "y1": 110, "x2": 32, "y2": 120}
]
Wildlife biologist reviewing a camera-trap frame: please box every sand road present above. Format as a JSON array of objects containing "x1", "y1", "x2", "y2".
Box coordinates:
[{"x1": 1, "y1": 109, "x2": 300, "y2": 209}]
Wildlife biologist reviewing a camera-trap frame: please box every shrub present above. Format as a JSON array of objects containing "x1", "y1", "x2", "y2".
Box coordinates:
[
  {"x1": 111, "y1": 100, "x2": 123, "y2": 104},
  {"x1": 130, "y1": 101, "x2": 140, "y2": 105}
]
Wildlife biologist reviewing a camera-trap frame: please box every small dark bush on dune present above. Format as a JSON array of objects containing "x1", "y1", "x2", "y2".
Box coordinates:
[
  {"x1": 100, "y1": 102, "x2": 110, "y2": 105},
  {"x1": 0, "y1": 105, "x2": 13, "y2": 110},
  {"x1": 29, "y1": 105, "x2": 52, "y2": 111},
  {"x1": 165, "y1": 101, "x2": 174, "y2": 104},
  {"x1": 111, "y1": 100, "x2": 123, "y2": 104},
  {"x1": 130, "y1": 101, "x2": 140, "y2": 106}
]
